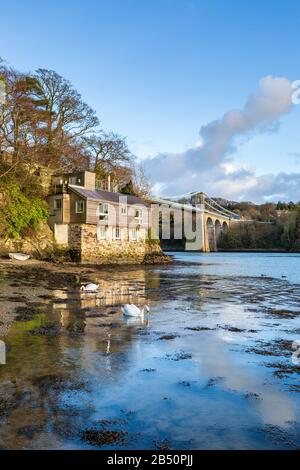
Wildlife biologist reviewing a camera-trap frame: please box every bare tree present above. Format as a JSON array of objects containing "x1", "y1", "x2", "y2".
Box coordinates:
[
  {"x1": 0, "y1": 61, "x2": 134, "y2": 183},
  {"x1": 133, "y1": 163, "x2": 152, "y2": 199},
  {"x1": 84, "y1": 131, "x2": 135, "y2": 186},
  {"x1": 0, "y1": 61, "x2": 47, "y2": 176},
  {"x1": 31, "y1": 69, "x2": 99, "y2": 168}
]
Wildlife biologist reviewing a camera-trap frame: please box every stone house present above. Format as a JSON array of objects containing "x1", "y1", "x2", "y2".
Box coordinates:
[{"x1": 47, "y1": 170, "x2": 159, "y2": 263}]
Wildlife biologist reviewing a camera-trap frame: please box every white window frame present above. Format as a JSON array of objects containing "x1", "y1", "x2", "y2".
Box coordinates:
[
  {"x1": 135, "y1": 209, "x2": 143, "y2": 223},
  {"x1": 97, "y1": 226, "x2": 106, "y2": 240},
  {"x1": 121, "y1": 206, "x2": 127, "y2": 215},
  {"x1": 129, "y1": 228, "x2": 137, "y2": 241},
  {"x1": 114, "y1": 227, "x2": 121, "y2": 240},
  {"x1": 99, "y1": 203, "x2": 109, "y2": 220},
  {"x1": 54, "y1": 198, "x2": 62, "y2": 210},
  {"x1": 75, "y1": 200, "x2": 85, "y2": 214}
]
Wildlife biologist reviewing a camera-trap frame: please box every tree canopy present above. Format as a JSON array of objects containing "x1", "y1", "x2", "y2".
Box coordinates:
[{"x1": 0, "y1": 58, "x2": 149, "y2": 194}]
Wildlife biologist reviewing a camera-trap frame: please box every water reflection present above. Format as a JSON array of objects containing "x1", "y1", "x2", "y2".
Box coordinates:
[{"x1": 0, "y1": 256, "x2": 300, "y2": 449}]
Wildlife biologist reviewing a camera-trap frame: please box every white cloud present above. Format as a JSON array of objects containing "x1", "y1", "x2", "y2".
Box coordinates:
[{"x1": 144, "y1": 76, "x2": 298, "y2": 202}]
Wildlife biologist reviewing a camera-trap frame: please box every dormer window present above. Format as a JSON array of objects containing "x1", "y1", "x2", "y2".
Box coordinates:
[{"x1": 121, "y1": 206, "x2": 127, "y2": 215}]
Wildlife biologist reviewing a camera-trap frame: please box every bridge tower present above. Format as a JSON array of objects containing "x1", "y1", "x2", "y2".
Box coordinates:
[{"x1": 185, "y1": 192, "x2": 234, "y2": 252}]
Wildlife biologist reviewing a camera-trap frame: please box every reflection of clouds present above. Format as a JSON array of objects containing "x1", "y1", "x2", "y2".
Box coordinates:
[
  {"x1": 218, "y1": 331, "x2": 237, "y2": 343},
  {"x1": 190, "y1": 335, "x2": 295, "y2": 427},
  {"x1": 49, "y1": 264, "x2": 298, "y2": 438},
  {"x1": 215, "y1": 303, "x2": 258, "y2": 333}
]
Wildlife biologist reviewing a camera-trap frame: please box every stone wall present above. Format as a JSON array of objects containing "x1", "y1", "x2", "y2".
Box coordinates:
[{"x1": 68, "y1": 223, "x2": 163, "y2": 264}]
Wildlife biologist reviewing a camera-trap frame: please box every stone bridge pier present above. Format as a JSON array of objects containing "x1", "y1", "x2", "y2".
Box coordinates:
[{"x1": 185, "y1": 212, "x2": 232, "y2": 252}]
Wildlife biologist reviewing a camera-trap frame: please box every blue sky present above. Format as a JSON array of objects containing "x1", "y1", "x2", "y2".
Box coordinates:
[{"x1": 1, "y1": 0, "x2": 300, "y2": 201}]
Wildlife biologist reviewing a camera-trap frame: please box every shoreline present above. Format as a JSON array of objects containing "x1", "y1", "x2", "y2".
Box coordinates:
[
  {"x1": 165, "y1": 249, "x2": 299, "y2": 253},
  {"x1": 0, "y1": 258, "x2": 168, "y2": 336}
]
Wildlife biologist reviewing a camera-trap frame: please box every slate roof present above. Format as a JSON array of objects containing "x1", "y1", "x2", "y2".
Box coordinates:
[{"x1": 68, "y1": 185, "x2": 150, "y2": 206}]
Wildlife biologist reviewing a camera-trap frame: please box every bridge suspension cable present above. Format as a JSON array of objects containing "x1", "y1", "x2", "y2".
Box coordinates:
[
  {"x1": 203, "y1": 194, "x2": 241, "y2": 219},
  {"x1": 152, "y1": 191, "x2": 241, "y2": 220}
]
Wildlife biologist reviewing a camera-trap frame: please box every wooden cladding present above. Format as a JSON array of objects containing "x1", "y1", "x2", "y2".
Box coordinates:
[{"x1": 86, "y1": 199, "x2": 149, "y2": 227}]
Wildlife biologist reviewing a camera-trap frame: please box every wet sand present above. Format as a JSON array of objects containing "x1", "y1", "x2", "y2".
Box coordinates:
[{"x1": 0, "y1": 253, "x2": 300, "y2": 449}]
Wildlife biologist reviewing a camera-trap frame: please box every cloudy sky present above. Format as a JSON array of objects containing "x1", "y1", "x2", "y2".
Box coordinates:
[
  {"x1": 1, "y1": 0, "x2": 300, "y2": 202},
  {"x1": 144, "y1": 75, "x2": 300, "y2": 201}
]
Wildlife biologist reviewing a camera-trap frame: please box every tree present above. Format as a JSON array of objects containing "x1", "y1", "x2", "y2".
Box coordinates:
[
  {"x1": 119, "y1": 165, "x2": 152, "y2": 199},
  {"x1": 259, "y1": 203, "x2": 277, "y2": 222},
  {"x1": 133, "y1": 164, "x2": 151, "y2": 199},
  {"x1": 86, "y1": 132, "x2": 133, "y2": 172},
  {"x1": 84, "y1": 131, "x2": 134, "y2": 187},
  {"x1": 0, "y1": 58, "x2": 147, "y2": 240},
  {"x1": 120, "y1": 179, "x2": 136, "y2": 195},
  {"x1": 293, "y1": 207, "x2": 300, "y2": 249},
  {"x1": 0, "y1": 62, "x2": 46, "y2": 170},
  {"x1": 0, "y1": 162, "x2": 48, "y2": 239},
  {"x1": 31, "y1": 68, "x2": 99, "y2": 168}
]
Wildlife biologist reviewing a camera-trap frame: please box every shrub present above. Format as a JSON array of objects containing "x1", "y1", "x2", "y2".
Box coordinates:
[{"x1": 0, "y1": 180, "x2": 48, "y2": 239}]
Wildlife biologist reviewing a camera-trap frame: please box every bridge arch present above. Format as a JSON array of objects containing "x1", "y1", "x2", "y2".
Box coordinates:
[
  {"x1": 215, "y1": 220, "x2": 222, "y2": 244},
  {"x1": 207, "y1": 217, "x2": 215, "y2": 252},
  {"x1": 222, "y1": 221, "x2": 228, "y2": 233}
]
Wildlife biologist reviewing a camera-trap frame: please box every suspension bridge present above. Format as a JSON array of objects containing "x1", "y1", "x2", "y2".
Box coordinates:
[{"x1": 151, "y1": 191, "x2": 242, "y2": 252}]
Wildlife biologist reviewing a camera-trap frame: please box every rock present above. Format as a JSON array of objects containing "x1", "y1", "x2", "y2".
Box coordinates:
[{"x1": 142, "y1": 253, "x2": 172, "y2": 265}]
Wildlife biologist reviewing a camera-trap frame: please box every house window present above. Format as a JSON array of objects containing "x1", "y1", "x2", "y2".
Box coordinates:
[
  {"x1": 54, "y1": 184, "x2": 64, "y2": 195},
  {"x1": 54, "y1": 198, "x2": 62, "y2": 210},
  {"x1": 121, "y1": 206, "x2": 127, "y2": 215},
  {"x1": 99, "y1": 203, "x2": 109, "y2": 220},
  {"x1": 69, "y1": 176, "x2": 77, "y2": 185},
  {"x1": 114, "y1": 227, "x2": 121, "y2": 240},
  {"x1": 76, "y1": 200, "x2": 85, "y2": 213},
  {"x1": 129, "y1": 228, "x2": 137, "y2": 241},
  {"x1": 97, "y1": 226, "x2": 106, "y2": 240},
  {"x1": 135, "y1": 209, "x2": 143, "y2": 222}
]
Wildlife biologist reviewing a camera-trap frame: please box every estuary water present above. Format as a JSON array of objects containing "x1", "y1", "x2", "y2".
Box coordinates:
[{"x1": 0, "y1": 252, "x2": 300, "y2": 449}]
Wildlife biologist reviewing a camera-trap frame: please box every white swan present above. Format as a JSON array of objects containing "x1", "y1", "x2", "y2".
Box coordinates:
[
  {"x1": 121, "y1": 304, "x2": 150, "y2": 317},
  {"x1": 80, "y1": 283, "x2": 99, "y2": 292}
]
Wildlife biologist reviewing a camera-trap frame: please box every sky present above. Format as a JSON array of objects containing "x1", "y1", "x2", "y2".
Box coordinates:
[{"x1": 1, "y1": 0, "x2": 300, "y2": 202}]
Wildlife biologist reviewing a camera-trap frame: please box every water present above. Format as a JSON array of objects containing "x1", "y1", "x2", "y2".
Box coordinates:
[
  {"x1": 0, "y1": 253, "x2": 300, "y2": 449},
  {"x1": 168, "y1": 252, "x2": 300, "y2": 284}
]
